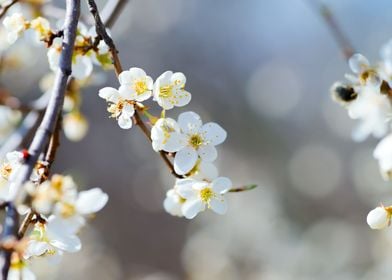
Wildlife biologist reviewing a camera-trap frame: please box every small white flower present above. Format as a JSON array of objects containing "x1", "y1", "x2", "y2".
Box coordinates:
[
  {"x1": 25, "y1": 216, "x2": 81, "y2": 260},
  {"x1": 3, "y1": 13, "x2": 26, "y2": 44},
  {"x1": 151, "y1": 112, "x2": 226, "y2": 175},
  {"x1": 367, "y1": 206, "x2": 391, "y2": 230},
  {"x1": 98, "y1": 87, "x2": 135, "y2": 129},
  {"x1": 176, "y1": 177, "x2": 232, "y2": 219},
  {"x1": 153, "y1": 71, "x2": 191, "y2": 110},
  {"x1": 347, "y1": 53, "x2": 380, "y2": 86},
  {"x1": 174, "y1": 112, "x2": 227, "y2": 175},
  {"x1": 53, "y1": 187, "x2": 108, "y2": 232},
  {"x1": 151, "y1": 118, "x2": 183, "y2": 152},
  {"x1": 346, "y1": 85, "x2": 391, "y2": 141},
  {"x1": 163, "y1": 189, "x2": 185, "y2": 217},
  {"x1": 374, "y1": 133, "x2": 392, "y2": 180},
  {"x1": 63, "y1": 112, "x2": 89, "y2": 142},
  {"x1": 0, "y1": 151, "x2": 24, "y2": 181},
  {"x1": 48, "y1": 37, "x2": 93, "y2": 80},
  {"x1": 30, "y1": 16, "x2": 51, "y2": 42},
  {"x1": 118, "y1": 67, "x2": 153, "y2": 102}
]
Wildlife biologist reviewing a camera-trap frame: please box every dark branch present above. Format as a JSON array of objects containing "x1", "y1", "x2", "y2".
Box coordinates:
[
  {"x1": 0, "y1": 203, "x2": 18, "y2": 278},
  {"x1": 0, "y1": 0, "x2": 19, "y2": 19}
]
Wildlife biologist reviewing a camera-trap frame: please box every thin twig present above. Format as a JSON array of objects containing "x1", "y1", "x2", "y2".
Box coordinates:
[
  {"x1": 0, "y1": 0, "x2": 19, "y2": 19},
  {"x1": 101, "y1": 0, "x2": 128, "y2": 28},
  {"x1": 306, "y1": 0, "x2": 355, "y2": 60},
  {"x1": 86, "y1": 0, "x2": 182, "y2": 178},
  {"x1": 229, "y1": 184, "x2": 258, "y2": 193},
  {"x1": 17, "y1": 210, "x2": 34, "y2": 238}
]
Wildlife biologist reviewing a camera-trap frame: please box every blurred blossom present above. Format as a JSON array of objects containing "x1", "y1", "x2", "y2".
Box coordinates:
[
  {"x1": 288, "y1": 144, "x2": 342, "y2": 198},
  {"x1": 246, "y1": 61, "x2": 302, "y2": 119},
  {"x1": 350, "y1": 147, "x2": 390, "y2": 204}
]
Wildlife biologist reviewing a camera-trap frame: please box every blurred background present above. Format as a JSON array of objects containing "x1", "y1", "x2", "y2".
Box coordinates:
[{"x1": 4, "y1": 0, "x2": 392, "y2": 279}]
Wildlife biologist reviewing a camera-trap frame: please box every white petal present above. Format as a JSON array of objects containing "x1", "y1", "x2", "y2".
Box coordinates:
[
  {"x1": 72, "y1": 56, "x2": 93, "y2": 80},
  {"x1": 122, "y1": 103, "x2": 135, "y2": 115},
  {"x1": 119, "y1": 84, "x2": 137, "y2": 100},
  {"x1": 173, "y1": 90, "x2": 191, "y2": 107},
  {"x1": 182, "y1": 198, "x2": 205, "y2": 219},
  {"x1": 98, "y1": 87, "x2": 120, "y2": 103},
  {"x1": 25, "y1": 241, "x2": 50, "y2": 258},
  {"x1": 212, "y1": 177, "x2": 232, "y2": 193},
  {"x1": 49, "y1": 234, "x2": 81, "y2": 253},
  {"x1": 178, "y1": 111, "x2": 202, "y2": 133},
  {"x1": 198, "y1": 144, "x2": 217, "y2": 162},
  {"x1": 201, "y1": 122, "x2": 227, "y2": 146},
  {"x1": 176, "y1": 179, "x2": 198, "y2": 199},
  {"x1": 118, "y1": 113, "x2": 133, "y2": 129},
  {"x1": 209, "y1": 196, "x2": 228, "y2": 215},
  {"x1": 197, "y1": 161, "x2": 218, "y2": 181},
  {"x1": 348, "y1": 53, "x2": 369, "y2": 74},
  {"x1": 118, "y1": 70, "x2": 132, "y2": 85},
  {"x1": 76, "y1": 188, "x2": 109, "y2": 215},
  {"x1": 174, "y1": 147, "x2": 198, "y2": 175},
  {"x1": 367, "y1": 207, "x2": 389, "y2": 230},
  {"x1": 171, "y1": 72, "x2": 186, "y2": 85}
]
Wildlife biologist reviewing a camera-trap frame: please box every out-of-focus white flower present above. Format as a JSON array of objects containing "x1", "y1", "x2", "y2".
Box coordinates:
[
  {"x1": 367, "y1": 206, "x2": 391, "y2": 230},
  {"x1": 32, "y1": 174, "x2": 77, "y2": 214},
  {"x1": 98, "y1": 87, "x2": 135, "y2": 129},
  {"x1": 374, "y1": 133, "x2": 392, "y2": 180},
  {"x1": 163, "y1": 188, "x2": 185, "y2": 217},
  {"x1": 0, "y1": 106, "x2": 21, "y2": 141},
  {"x1": 3, "y1": 13, "x2": 27, "y2": 44},
  {"x1": 118, "y1": 67, "x2": 153, "y2": 102},
  {"x1": 48, "y1": 37, "x2": 93, "y2": 80},
  {"x1": 63, "y1": 112, "x2": 89, "y2": 142},
  {"x1": 25, "y1": 216, "x2": 81, "y2": 260},
  {"x1": 8, "y1": 256, "x2": 36, "y2": 280},
  {"x1": 54, "y1": 187, "x2": 108, "y2": 232},
  {"x1": 176, "y1": 177, "x2": 232, "y2": 219},
  {"x1": 30, "y1": 16, "x2": 51, "y2": 42},
  {"x1": 153, "y1": 71, "x2": 191, "y2": 110},
  {"x1": 346, "y1": 85, "x2": 391, "y2": 141},
  {"x1": 0, "y1": 151, "x2": 24, "y2": 181}
]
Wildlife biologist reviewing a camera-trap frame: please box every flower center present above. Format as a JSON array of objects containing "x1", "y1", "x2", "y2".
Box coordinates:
[
  {"x1": 200, "y1": 187, "x2": 214, "y2": 203},
  {"x1": 134, "y1": 80, "x2": 148, "y2": 95},
  {"x1": 189, "y1": 134, "x2": 204, "y2": 149},
  {"x1": 0, "y1": 163, "x2": 12, "y2": 179},
  {"x1": 159, "y1": 85, "x2": 174, "y2": 98},
  {"x1": 60, "y1": 202, "x2": 76, "y2": 218}
]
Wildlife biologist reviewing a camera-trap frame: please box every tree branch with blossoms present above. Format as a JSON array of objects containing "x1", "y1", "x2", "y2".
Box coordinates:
[{"x1": 0, "y1": 0, "x2": 255, "y2": 278}]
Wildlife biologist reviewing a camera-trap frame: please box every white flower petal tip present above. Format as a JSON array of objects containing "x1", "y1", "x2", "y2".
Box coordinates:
[
  {"x1": 367, "y1": 206, "x2": 391, "y2": 230},
  {"x1": 348, "y1": 53, "x2": 370, "y2": 74},
  {"x1": 76, "y1": 188, "x2": 109, "y2": 215}
]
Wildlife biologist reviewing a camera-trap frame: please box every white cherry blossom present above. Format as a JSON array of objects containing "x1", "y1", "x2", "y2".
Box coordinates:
[
  {"x1": 153, "y1": 71, "x2": 191, "y2": 110},
  {"x1": 3, "y1": 13, "x2": 26, "y2": 44},
  {"x1": 176, "y1": 177, "x2": 232, "y2": 219},
  {"x1": 8, "y1": 257, "x2": 36, "y2": 280},
  {"x1": 346, "y1": 84, "x2": 392, "y2": 141},
  {"x1": 163, "y1": 188, "x2": 185, "y2": 217},
  {"x1": 347, "y1": 53, "x2": 380, "y2": 86},
  {"x1": 374, "y1": 133, "x2": 392, "y2": 180},
  {"x1": 118, "y1": 67, "x2": 153, "y2": 102},
  {"x1": 367, "y1": 206, "x2": 391, "y2": 230},
  {"x1": 63, "y1": 112, "x2": 89, "y2": 142},
  {"x1": 0, "y1": 151, "x2": 24, "y2": 181},
  {"x1": 25, "y1": 216, "x2": 81, "y2": 261},
  {"x1": 151, "y1": 117, "x2": 183, "y2": 152},
  {"x1": 98, "y1": 87, "x2": 135, "y2": 129}
]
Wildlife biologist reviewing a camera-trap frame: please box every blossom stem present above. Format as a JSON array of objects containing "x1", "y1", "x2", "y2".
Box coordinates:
[
  {"x1": 229, "y1": 184, "x2": 258, "y2": 193},
  {"x1": 306, "y1": 0, "x2": 354, "y2": 60},
  {"x1": 0, "y1": 0, "x2": 19, "y2": 19},
  {"x1": 17, "y1": 210, "x2": 35, "y2": 238}
]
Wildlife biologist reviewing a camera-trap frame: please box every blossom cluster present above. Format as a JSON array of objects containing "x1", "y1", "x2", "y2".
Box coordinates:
[
  {"x1": 331, "y1": 40, "x2": 392, "y2": 230},
  {"x1": 0, "y1": 150, "x2": 108, "y2": 279},
  {"x1": 99, "y1": 67, "x2": 233, "y2": 219}
]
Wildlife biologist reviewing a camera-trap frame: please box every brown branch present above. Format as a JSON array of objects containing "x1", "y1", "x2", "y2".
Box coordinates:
[
  {"x1": 17, "y1": 210, "x2": 34, "y2": 238},
  {"x1": 229, "y1": 184, "x2": 257, "y2": 193},
  {"x1": 86, "y1": 0, "x2": 183, "y2": 178},
  {"x1": 101, "y1": 0, "x2": 128, "y2": 28},
  {"x1": 306, "y1": 0, "x2": 354, "y2": 60},
  {"x1": 0, "y1": 0, "x2": 19, "y2": 19}
]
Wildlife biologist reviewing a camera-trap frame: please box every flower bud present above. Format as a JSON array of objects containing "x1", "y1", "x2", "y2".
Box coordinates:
[{"x1": 367, "y1": 206, "x2": 390, "y2": 230}]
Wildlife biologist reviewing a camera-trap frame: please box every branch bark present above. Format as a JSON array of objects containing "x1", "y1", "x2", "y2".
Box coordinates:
[{"x1": 0, "y1": 0, "x2": 19, "y2": 19}]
